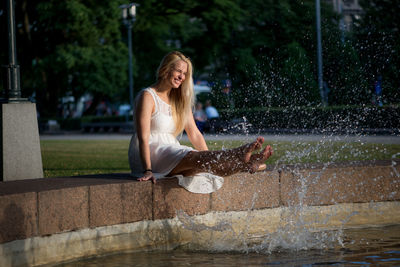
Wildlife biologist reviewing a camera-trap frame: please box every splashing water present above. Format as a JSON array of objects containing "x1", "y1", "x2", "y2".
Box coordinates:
[
  {"x1": 392, "y1": 152, "x2": 400, "y2": 177},
  {"x1": 258, "y1": 221, "x2": 344, "y2": 253},
  {"x1": 177, "y1": 128, "x2": 400, "y2": 254},
  {"x1": 176, "y1": 154, "x2": 350, "y2": 254},
  {"x1": 177, "y1": 210, "x2": 232, "y2": 232},
  {"x1": 176, "y1": 203, "x2": 346, "y2": 254}
]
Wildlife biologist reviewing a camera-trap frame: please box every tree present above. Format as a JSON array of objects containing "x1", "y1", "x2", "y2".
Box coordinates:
[
  {"x1": 323, "y1": 39, "x2": 369, "y2": 105},
  {"x1": 131, "y1": 0, "x2": 242, "y2": 92},
  {"x1": 2, "y1": 0, "x2": 382, "y2": 117},
  {"x1": 0, "y1": 0, "x2": 128, "y2": 116},
  {"x1": 217, "y1": 0, "x2": 339, "y2": 108},
  {"x1": 280, "y1": 42, "x2": 319, "y2": 106},
  {"x1": 354, "y1": 0, "x2": 400, "y2": 103}
]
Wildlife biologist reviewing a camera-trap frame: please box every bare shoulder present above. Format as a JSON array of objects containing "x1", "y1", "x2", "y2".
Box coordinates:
[
  {"x1": 138, "y1": 90, "x2": 154, "y2": 105},
  {"x1": 136, "y1": 89, "x2": 155, "y2": 113}
]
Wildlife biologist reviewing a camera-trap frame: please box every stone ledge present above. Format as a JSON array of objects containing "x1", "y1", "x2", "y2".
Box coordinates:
[
  {"x1": 0, "y1": 160, "x2": 399, "y2": 245},
  {"x1": 281, "y1": 164, "x2": 400, "y2": 206},
  {"x1": 210, "y1": 171, "x2": 280, "y2": 211},
  {"x1": 0, "y1": 192, "x2": 37, "y2": 244},
  {"x1": 2, "y1": 201, "x2": 400, "y2": 267},
  {"x1": 153, "y1": 178, "x2": 210, "y2": 219},
  {"x1": 38, "y1": 187, "x2": 88, "y2": 236}
]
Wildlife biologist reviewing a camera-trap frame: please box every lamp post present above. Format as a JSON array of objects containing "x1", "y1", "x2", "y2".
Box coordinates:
[
  {"x1": 2, "y1": 0, "x2": 26, "y2": 102},
  {"x1": 315, "y1": 0, "x2": 325, "y2": 106},
  {"x1": 1, "y1": 0, "x2": 43, "y2": 181},
  {"x1": 120, "y1": 3, "x2": 138, "y2": 114}
]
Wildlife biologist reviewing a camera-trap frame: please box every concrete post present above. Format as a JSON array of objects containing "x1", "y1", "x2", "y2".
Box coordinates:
[{"x1": 1, "y1": 103, "x2": 43, "y2": 181}]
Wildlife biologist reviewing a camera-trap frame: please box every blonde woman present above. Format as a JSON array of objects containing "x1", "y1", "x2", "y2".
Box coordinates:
[{"x1": 128, "y1": 51, "x2": 273, "y2": 193}]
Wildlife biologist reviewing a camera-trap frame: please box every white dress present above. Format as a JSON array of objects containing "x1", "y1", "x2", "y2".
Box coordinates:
[{"x1": 128, "y1": 88, "x2": 224, "y2": 194}]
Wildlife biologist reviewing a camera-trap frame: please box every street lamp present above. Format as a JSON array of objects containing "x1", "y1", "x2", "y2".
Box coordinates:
[
  {"x1": 120, "y1": 3, "x2": 138, "y2": 114},
  {"x1": 2, "y1": 0, "x2": 26, "y2": 102},
  {"x1": 1, "y1": 0, "x2": 43, "y2": 181}
]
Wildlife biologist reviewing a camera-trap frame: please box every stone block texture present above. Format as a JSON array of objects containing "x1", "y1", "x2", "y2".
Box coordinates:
[
  {"x1": 89, "y1": 183, "x2": 124, "y2": 227},
  {"x1": 153, "y1": 178, "x2": 210, "y2": 219},
  {"x1": 281, "y1": 165, "x2": 400, "y2": 206},
  {"x1": 211, "y1": 171, "x2": 280, "y2": 212},
  {"x1": 0, "y1": 160, "x2": 399, "y2": 245},
  {"x1": 38, "y1": 187, "x2": 88, "y2": 235},
  {"x1": 0, "y1": 192, "x2": 37, "y2": 243},
  {"x1": 121, "y1": 182, "x2": 152, "y2": 223},
  {"x1": 89, "y1": 181, "x2": 153, "y2": 227}
]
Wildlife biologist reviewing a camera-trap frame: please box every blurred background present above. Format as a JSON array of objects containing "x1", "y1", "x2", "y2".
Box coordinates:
[{"x1": 0, "y1": 0, "x2": 399, "y2": 134}]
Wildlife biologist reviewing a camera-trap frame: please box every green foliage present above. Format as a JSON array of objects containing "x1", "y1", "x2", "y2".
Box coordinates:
[
  {"x1": 324, "y1": 41, "x2": 369, "y2": 105},
  {"x1": 279, "y1": 42, "x2": 319, "y2": 106},
  {"x1": 0, "y1": 0, "x2": 128, "y2": 116},
  {"x1": 212, "y1": 0, "x2": 340, "y2": 109},
  {"x1": 131, "y1": 0, "x2": 242, "y2": 91},
  {"x1": 1, "y1": 0, "x2": 399, "y2": 116},
  {"x1": 354, "y1": 0, "x2": 400, "y2": 104}
]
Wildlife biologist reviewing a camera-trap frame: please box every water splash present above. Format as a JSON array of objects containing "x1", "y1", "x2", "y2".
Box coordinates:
[
  {"x1": 176, "y1": 134, "x2": 386, "y2": 253},
  {"x1": 186, "y1": 94, "x2": 397, "y2": 253},
  {"x1": 392, "y1": 152, "x2": 400, "y2": 178},
  {"x1": 176, "y1": 205, "x2": 346, "y2": 254},
  {"x1": 258, "y1": 223, "x2": 343, "y2": 253},
  {"x1": 176, "y1": 210, "x2": 232, "y2": 232}
]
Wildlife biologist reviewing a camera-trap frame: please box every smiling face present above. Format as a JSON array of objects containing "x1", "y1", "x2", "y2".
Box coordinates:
[
  {"x1": 168, "y1": 60, "x2": 188, "y2": 89},
  {"x1": 154, "y1": 51, "x2": 194, "y2": 136}
]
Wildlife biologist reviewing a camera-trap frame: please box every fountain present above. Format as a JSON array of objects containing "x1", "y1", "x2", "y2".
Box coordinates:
[
  {"x1": 0, "y1": 79, "x2": 399, "y2": 266},
  {"x1": 0, "y1": 0, "x2": 399, "y2": 264},
  {"x1": 2, "y1": 127, "x2": 399, "y2": 266}
]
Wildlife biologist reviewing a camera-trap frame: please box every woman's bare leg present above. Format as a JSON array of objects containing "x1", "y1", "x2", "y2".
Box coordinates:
[{"x1": 169, "y1": 137, "x2": 273, "y2": 177}]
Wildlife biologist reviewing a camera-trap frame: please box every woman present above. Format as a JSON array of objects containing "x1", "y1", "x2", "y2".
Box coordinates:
[{"x1": 128, "y1": 51, "x2": 273, "y2": 193}]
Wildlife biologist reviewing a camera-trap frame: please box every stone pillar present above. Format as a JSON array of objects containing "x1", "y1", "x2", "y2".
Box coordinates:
[{"x1": 1, "y1": 102, "x2": 43, "y2": 181}]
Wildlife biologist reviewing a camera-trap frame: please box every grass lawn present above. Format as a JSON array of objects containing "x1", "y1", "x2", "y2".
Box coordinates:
[{"x1": 41, "y1": 139, "x2": 400, "y2": 178}]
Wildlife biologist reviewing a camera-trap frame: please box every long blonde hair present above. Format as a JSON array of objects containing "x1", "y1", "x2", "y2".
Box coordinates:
[{"x1": 155, "y1": 51, "x2": 194, "y2": 136}]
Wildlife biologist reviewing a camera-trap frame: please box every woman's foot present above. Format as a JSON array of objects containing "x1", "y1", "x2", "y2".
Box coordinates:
[
  {"x1": 247, "y1": 145, "x2": 273, "y2": 173},
  {"x1": 230, "y1": 137, "x2": 272, "y2": 173},
  {"x1": 169, "y1": 137, "x2": 271, "y2": 177},
  {"x1": 240, "y1": 137, "x2": 264, "y2": 163}
]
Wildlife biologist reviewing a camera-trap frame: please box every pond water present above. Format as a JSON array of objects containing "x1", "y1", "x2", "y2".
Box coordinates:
[{"x1": 53, "y1": 224, "x2": 400, "y2": 266}]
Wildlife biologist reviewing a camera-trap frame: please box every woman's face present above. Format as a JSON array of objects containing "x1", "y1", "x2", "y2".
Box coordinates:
[{"x1": 168, "y1": 60, "x2": 188, "y2": 89}]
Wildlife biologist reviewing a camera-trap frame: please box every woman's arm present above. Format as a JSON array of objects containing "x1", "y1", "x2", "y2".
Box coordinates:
[
  {"x1": 136, "y1": 91, "x2": 157, "y2": 183},
  {"x1": 185, "y1": 113, "x2": 208, "y2": 151}
]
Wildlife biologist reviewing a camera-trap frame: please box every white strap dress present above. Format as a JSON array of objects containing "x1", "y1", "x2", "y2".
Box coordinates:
[{"x1": 128, "y1": 88, "x2": 224, "y2": 194}]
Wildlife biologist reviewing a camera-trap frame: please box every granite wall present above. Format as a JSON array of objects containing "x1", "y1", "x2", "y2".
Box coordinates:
[{"x1": 1, "y1": 160, "x2": 399, "y2": 245}]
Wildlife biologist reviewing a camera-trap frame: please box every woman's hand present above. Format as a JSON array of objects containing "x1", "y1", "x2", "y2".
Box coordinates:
[{"x1": 137, "y1": 170, "x2": 156, "y2": 184}]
